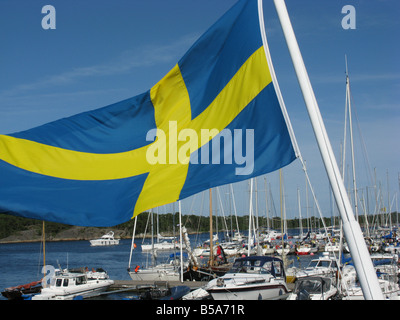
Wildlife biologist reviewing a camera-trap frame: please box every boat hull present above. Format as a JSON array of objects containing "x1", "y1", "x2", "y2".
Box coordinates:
[
  {"x1": 207, "y1": 283, "x2": 289, "y2": 300},
  {"x1": 129, "y1": 268, "x2": 180, "y2": 282},
  {"x1": 31, "y1": 280, "x2": 113, "y2": 300},
  {"x1": 89, "y1": 239, "x2": 119, "y2": 246}
]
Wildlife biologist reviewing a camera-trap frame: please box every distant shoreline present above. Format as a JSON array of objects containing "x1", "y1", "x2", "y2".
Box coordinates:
[
  {"x1": 0, "y1": 225, "x2": 204, "y2": 244},
  {"x1": 0, "y1": 225, "x2": 177, "y2": 244}
]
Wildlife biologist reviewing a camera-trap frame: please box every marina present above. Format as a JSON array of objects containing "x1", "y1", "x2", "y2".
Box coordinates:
[
  {"x1": 1, "y1": 227, "x2": 399, "y2": 300},
  {"x1": 0, "y1": 0, "x2": 398, "y2": 303}
]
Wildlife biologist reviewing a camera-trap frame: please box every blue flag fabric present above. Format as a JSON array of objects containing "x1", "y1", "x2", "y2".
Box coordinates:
[{"x1": 0, "y1": 0, "x2": 297, "y2": 226}]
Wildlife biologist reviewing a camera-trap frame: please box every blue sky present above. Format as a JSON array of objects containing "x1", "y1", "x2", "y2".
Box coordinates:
[{"x1": 0, "y1": 1, "x2": 399, "y2": 224}]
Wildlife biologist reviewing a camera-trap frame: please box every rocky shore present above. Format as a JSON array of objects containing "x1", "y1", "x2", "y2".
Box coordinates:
[{"x1": 0, "y1": 226, "x2": 154, "y2": 244}]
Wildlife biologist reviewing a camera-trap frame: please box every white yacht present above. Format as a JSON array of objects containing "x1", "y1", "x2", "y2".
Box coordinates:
[
  {"x1": 205, "y1": 256, "x2": 289, "y2": 300},
  {"x1": 30, "y1": 268, "x2": 113, "y2": 300},
  {"x1": 89, "y1": 231, "x2": 120, "y2": 246},
  {"x1": 289, "y1": 252, "x2": 339, "y2": 280}
]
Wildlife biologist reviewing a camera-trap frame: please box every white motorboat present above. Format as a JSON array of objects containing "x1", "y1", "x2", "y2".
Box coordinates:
[
  {"x1": 30, "y1": 268, "x2": 113, "y2": 300},
  {"x1": 287, "y1": 276, "x2": 338, "y2": 300},
  {"x1": 89, "y1": 231, "x2": 119, "y2": 246},
  {"x1": 324, "y1": 241, "x2": 341, "y2": 253},
  {"x1": 205, "y1": 256, "x2": 289, "y2": 300},
  {"x1": 290, "y1": 252, "x2": 339, "y2": 280}
]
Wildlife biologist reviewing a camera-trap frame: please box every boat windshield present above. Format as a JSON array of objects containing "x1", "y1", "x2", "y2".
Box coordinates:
[
  {"x1": 294, "y1": 278, "x2": 331, "y2": 294},
  {"x1": 307, "y1": 259, "x2": 336, "y2": 269},
  {"x1": 230, "y1": 259, "x2": 283, "y2": 277}
]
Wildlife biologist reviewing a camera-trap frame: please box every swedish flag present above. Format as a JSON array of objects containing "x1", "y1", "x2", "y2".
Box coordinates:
[{"x1": 0, "y1": 0, "x2": 297, "y2": 226}]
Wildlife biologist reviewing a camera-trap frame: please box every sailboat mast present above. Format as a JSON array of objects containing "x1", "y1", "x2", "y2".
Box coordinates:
[
  {"x1": 272, "y1": 0, "x2": 383, "y2": 299},
  {"x1": 248, "y1": 178, "x2": 254, "y2": 256},
  {"x1": 230, "y1": 184, "x2": 240, "y2": 237},
  {"x1": 279, "y1": 169, "x2": 285, "y2": 261},
  {"x1": 209, "y1": 188, "x2": 214, "y2": 267},
  {"x1": 128, "y1": 216, "x2": 138, "y2": 270},
  {"x1": 298, "y1": 187, "x2": 303, "y2": 237},
  {"x1": 42, "y1": 221, "x2": 46, "y2": 287},
  {"x1": 346, "y1": 56, "x2": 359, "y2": 221},
  {"x1": 178, "y1": 201, "x2": 184, "y2": 283}
]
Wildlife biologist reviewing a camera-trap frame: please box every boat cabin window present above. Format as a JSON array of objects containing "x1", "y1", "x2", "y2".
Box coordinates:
[
  {"x1": 56, "y1": 279, "x2": 62, "y2": 287},
  {"x1": 317, "y1": 260, "x2": 337, "y2": 268},
  {"x1": 63, "y1": 279, "x2": 69, "y2": 287},
  {"x1": 231, "y1": 259, "x2": 283, "y2": 276},
  {"x1": 294, "y1": 278, "x2": 331, "y2": 294},
  {"x1": 75, "y1": 276, "x2": 87, "y2": 285},
  {"x1": 263, "y1": 261, "x2": 283, "y2": 277},
  {"x1": 308, "y1": 259, "x2": 336, "y2": 269}
]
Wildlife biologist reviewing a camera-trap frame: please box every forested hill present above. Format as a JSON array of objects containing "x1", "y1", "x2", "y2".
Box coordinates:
[
  {"x1": 0, "y1": 211, "x2": 369, "y2": 243},
  {"x1": 0, "y1": 212, "x2": 261, "y2": 243},
  {"x1": 1, "y1": 212, "x2": 249, "y2": 243}
]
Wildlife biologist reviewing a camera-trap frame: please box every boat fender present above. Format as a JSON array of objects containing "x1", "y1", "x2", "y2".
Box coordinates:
[{"x1": 135, "y1": 265, "x2": 140, "y2": 273}]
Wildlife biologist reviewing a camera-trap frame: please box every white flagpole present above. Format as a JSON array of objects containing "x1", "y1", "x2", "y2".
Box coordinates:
[{"x1": 270, "y1": 0, "x2": 383, "y2": 299}]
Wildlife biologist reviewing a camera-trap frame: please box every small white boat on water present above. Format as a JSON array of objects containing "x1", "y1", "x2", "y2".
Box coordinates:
[
  {"x1": 295, "y1": 242, "x2": 319, "y2": 255},
  {"x1": 324, "y1": 240, "x2": 341, "y2": 253},
  {"x1": 288, "y1": 252, "x2": 339, "y2": 281},
  {"x1": 287, "y1": 276, "x2": 338, "y2": 300},
  {"x1": 205, "y1": 256, "x2": 289, "y2": 300},
  {"x1": 30, "y1": 268, "x2": 113, "y2": 300},
  {"x1": 89, "y1": 231, "x2": 119, "y2": 246}
]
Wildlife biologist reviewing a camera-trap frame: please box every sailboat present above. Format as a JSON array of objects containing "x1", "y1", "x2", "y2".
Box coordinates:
[
  {"x1": 184, "y1": 189, "x2": 232, "y2": 281},
  {"x1": 128, "y1": 209, "x2": 185, "y2": 282}
]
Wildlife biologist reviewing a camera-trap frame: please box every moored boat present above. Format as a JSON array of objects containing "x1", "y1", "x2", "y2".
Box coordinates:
[
  {"x1": 205, "y1": 256, "x2": 289, "y2": 300},
  {"x1": 29, "y1": 268, "x2": 113, "y2": 300},
  {"x1": 288, "y1": 251, "x2": 339, "y2": 281},
  {"x1": 287, "y1": 276, "x2": 339, "y2": 300},
  {"x1": 89, "y1": 231, "x2": 119, "y2": 246},
  {"x1": 1, "y1": 280, "x2": 42, "y2": 300}
]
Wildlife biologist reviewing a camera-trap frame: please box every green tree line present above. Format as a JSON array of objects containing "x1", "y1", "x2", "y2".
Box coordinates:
[{"x1": 1, "y1": 211, "x2": 398, "y2": 240}]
